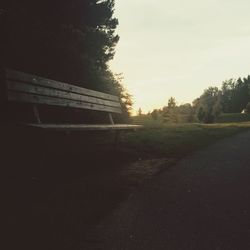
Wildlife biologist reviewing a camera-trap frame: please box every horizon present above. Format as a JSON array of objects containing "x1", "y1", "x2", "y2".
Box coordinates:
[{"x1": 110, "y1": 0, "x2": 250, "y2": 114}]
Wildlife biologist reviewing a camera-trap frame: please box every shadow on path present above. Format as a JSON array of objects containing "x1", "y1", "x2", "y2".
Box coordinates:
[{"x1": 101, "y1": 131, "x2": 250, "y2": 250}]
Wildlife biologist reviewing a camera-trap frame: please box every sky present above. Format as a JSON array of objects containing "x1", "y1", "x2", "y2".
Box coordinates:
[{"x1": 109, "y1": 0, "x2": 250, "y2": 114}]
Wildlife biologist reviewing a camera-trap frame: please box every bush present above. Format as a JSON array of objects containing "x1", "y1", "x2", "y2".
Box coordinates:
[{"x1": 246, "y1": 102, "x2": 250, "y2": 114}]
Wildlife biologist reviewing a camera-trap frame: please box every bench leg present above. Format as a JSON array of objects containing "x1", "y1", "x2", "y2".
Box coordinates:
[{"x1": 33, "y1": 105, "x2": 41, "y2": 124}]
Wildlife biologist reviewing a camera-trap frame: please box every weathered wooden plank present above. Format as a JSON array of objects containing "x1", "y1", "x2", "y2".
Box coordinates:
[
  {"x1": 5, "y1": 68, "x2": 119, "y2": 101},
  {"x1": 7, "y1": 80, "x2": 121, "y2": 108},
  {"x1": 23, "y1": 123, "x2": 143, "y2": 131},
  {"x1": 7, "y1": 91, "x2": 122, "y2": 113}
]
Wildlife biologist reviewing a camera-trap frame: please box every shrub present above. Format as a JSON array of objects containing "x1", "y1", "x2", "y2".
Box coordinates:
[{"x1": 246, "y1": 102, "x2": 250, "y2": 114}]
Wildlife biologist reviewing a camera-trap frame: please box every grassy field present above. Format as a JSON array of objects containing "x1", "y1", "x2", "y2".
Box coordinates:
[
  {"x1": 121, "y1": 121, "x2": 250, "y2": 160},
  {"x1": 132, "y1": 113, "x2": 192, "y2": 126},
  {"x1": 216, "y1": 113, "x2": 250, "y2": 123}
]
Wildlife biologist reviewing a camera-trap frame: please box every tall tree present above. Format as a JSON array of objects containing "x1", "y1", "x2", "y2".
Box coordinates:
[
  {"x1": 221, "y1": 79, "x2": 235, "y2": 113},
  {"x1": 194, "y1": 87, "x2": 222, "y2": 123},
  {"x1": 246, "y1": 102, "x2": 250, "y2": 114},
  {"x1": 162, "y1": 97, "x2": 178, "y2": 123},
  {"x1": 0, "y1": 0, "x2": 133, "y2": 119},
  {"x1": 1, "y1": 0, "x2": 118, "y2": 86},
  {"x1": 221, "y1": 77, "x2": 250, "y2": 113}
]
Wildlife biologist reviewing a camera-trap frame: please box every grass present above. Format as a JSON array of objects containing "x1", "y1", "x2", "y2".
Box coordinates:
[
  {"x1": 121, "y1": 122, "x2": 250, "y2": 160},
  {"x1": 132, "y1": 113, "x2": 192, "y2": 126},
  {"x1": 216, "y1": 113, "x2": 250, "y2": 123}
]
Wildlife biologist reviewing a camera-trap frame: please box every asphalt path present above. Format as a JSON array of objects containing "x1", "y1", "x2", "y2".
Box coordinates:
[{"x1": 100, "y1": 131, "x2": 250, "y2": 250}]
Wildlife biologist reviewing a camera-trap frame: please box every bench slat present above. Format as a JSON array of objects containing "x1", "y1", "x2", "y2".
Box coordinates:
[
  {"x1": 24, "y1": 123, "x2": 143, "y2": 131},
  {"x1": 8, "y1": 91, "x2": 122, "y2": 113},
  {"x1": 7, "y1": 80, "x2": 121, "y2": 108},
  {"x1": 5, "y1": 68, "x2": 119, "y2": 102}
]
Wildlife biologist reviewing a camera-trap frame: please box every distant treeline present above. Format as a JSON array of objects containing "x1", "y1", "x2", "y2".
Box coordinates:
[
  {"x1": 194, "y1": 76, "x2": 250, "y2": 123},
  {"x1": 0, "y1": 0, "x2": 131, "y2": 121},
  {"x1": 139, "y1": 76, "x2": 250, "y2": 124}
]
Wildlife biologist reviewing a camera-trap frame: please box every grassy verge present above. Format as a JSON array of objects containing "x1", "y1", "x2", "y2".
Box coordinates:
[
  {"x1": 113, "y1": 122, "x2": 250, "y2": 193},
  {"x1": 216, "y1": 113, "x2": 250, "y2": 123},
  {"x1": 121, "y1": 122, "x2": 250, "y2": 160}
]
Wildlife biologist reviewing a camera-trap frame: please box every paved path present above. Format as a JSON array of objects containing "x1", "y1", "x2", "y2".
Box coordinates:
[{"x1": 100, "y1": 131, "x2": 250, "y2": 250}]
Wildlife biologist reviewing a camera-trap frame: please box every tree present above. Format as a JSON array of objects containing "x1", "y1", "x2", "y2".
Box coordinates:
[
  {"x1": 0, "y1": 1, "x2": 119, "y2": 84},
  {"x1": 178, "y1": 103, "x2": 194, "y2": 122},
  {"x1": 162, "y1": 97, "x2": 178, "y2": 123},
  {"x1": 0, "y1": 0, "x2": 132, "y2": 121},
  {"x1": 220, "y1": 77, "x2": 250, "y2": 113},
  {"x1": 246, "y1": 102, "x2": 250, "y2": 114},
  {"x1": 197, "y1": 107, "x2": 206, "y2": 122},
  {"x1": 151, "y1": 109, "x2": 158, "y2": 120},
  {"x1": 105, "y1": 72, "x2": 133, "y2": 121},
  {"x1": 167, "y1": 97, "x2": 177, "y2": 109},
  {"x1": 221, "y1": 79, "x2": 235, "y2": 113},
  {"x1": 194, "y1": 87, "x2": 222, "y2": 123},
  {"x1": 137, "y1": 108, "x2": 142, "y2": 116}
]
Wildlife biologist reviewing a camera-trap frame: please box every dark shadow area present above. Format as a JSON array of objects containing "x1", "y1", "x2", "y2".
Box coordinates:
[{"x1": 1, "y1": 125, "x2": 138, "y2": 250}]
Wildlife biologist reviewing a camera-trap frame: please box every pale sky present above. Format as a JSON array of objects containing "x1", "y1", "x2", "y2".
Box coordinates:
[{"x1": 109, "y1": 0, "x2": 250, "y2": 114}]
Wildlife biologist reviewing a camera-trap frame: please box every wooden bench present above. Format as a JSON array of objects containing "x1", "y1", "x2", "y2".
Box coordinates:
[{"x1": 0, "y1": 68, "x2": 142, "y2": 132}]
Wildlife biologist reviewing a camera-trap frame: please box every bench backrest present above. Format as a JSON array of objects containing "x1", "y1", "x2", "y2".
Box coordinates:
[{"x1": 1, "y1": 68, "x2": 122, "y2": 114}]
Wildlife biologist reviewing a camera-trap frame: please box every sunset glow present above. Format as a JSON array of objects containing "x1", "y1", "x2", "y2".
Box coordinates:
[{"x1": 110, "y1": 0, "x2": 250, "y2": 114}]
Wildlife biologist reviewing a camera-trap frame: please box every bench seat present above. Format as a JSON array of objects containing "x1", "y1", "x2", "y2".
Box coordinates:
[{"x1": 24, "y1": 123, "x2": 142, "y2": 131}]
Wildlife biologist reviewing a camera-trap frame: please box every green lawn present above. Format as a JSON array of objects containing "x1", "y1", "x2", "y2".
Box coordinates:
[
  {"x1": 121, "y1": 122, "x2": 250, "y2": 160},
  {"x1": 216, "y1": 113, "x2": 250, "y2": 123}
]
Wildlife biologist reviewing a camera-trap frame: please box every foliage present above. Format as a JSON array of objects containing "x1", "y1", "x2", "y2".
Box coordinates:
[
  {"x1": 166, "y1": 97, "x2": 177, "y2": 117},
  {"x1": 105, "y1": 72, "x2": 132, "y2": 121},
  {"x1": 151, "y1": 109, "x2": 158, "y2": 120},
  {"x1": 0, "y1": 0, "x2": 131, "y2": 120},
  {"x1": 1, "y1": 1, "x2": 116, "y2": 81},
  {"x1": 148, "y1": 75, "x2": 250, "y2": 125},
  {"x1": 197, "y1": 107, "x2": 206, "y2": 122},
  {"x1": 193, "y1": 87, "x2": 222, "y2": 123},
  {"x1": 246, "y1": 102, "x2": 250, "y2": 114},
  {"x1": 162, "y1": 97, "x2": 178, "y2": 123},
  {"x1": 137, "y1": 108, "x2": 143, "y2": 116},
  {"x1": 135, "y1": 72, "x2": 249, "y2": 125},
  {"x1": 194, "y1": 76, "x2": 250, "y2": 123},
  {"x1": 167, "y1": 96, "x2": 177, "y2": 109},
  {"x1": 192, "y1": 76, "x2": 250, "y2": 123},
  {"x1": 133, "y1": 99, "x2": 195, "y2": 126},
  {"x1": 178, "y1": 103, "x2": 194, "y2": 122},
  {"x1": 221, "y1": 77, "x2": 250, "y2": 113}
]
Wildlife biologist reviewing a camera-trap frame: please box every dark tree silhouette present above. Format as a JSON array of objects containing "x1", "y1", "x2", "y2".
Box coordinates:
[
  {"x1": 194, "y1": 87, "x2": 222, "y2": 123},
  {"x1": 221, "y1": 76, "x2": 250, "y2": 113},
  {"x1": 0, "y1": 1, "x2": 118, "y2": 87},
  {"x1": 0, "y1": 0, "x2": 132, "y2": 120}
]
